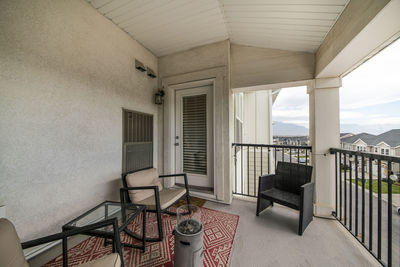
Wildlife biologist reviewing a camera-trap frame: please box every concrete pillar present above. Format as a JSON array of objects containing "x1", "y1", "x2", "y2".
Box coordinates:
[{"x1": 307, "y1": 77, "x2": 341, "y2": 217}]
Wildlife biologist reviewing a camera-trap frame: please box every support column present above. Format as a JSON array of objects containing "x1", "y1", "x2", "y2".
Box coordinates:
[{"x1": 308, "y1": 77, "x2": 341, "y2": 217}]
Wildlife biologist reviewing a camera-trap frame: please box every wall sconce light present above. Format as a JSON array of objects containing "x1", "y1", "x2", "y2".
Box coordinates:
[
  {"x1": 147, "y1": 67, "x2": 157, "y2": 78},
  {"x1": 135, "y1": 59, "x2": 146, "y2": 72},
  {"x1": 155, "y1": 88, "x2": 165, "y2": 105}
]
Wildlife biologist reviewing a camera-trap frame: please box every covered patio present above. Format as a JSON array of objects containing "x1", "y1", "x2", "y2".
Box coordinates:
[{"x1": 1, "y1": 0, "x2": 400, "y2": 266}]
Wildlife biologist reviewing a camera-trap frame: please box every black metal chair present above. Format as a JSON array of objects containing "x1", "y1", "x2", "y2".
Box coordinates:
[
  {"x1": 120, "y1": 167, "x2": 190, "y2": 242},
  {"x1": 256, "y1": 161, "x2": 314, "y2": 235},
  {"x1": 0, "y1": 218, "x2": 122, "y2": 267}
]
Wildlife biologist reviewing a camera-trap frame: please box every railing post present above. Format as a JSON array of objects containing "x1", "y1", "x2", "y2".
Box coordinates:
[
  {"x1": 387, "y1": 162, "x2": 392, "y2": 267},
  {"x1": 232, "y1": 143, "x2": 311, "y2": 198},
  {"x1": 377, "y1": 159, "x2": 382, "y2": 260},
  {"x1": 335, "y1": 152, "x2": 338, "y2": 217}
]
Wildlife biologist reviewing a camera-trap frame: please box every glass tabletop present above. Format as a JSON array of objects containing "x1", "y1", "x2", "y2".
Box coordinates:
[{"x1": 64, "y1": 201, "x2": 142, "y2": 232}]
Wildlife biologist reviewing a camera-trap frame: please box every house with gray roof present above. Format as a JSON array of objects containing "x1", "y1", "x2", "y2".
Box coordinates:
[{"x1": 341, "y1": 129, "x2": 400, "y2": 156}]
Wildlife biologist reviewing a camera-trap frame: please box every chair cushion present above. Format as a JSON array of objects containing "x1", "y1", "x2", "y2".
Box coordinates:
[
  {"x1": 77, "y1": 253, "x2": 121, "y2": 267},
  {"x1": 135, "y1": 187, "x2": 186, "y2": 210},
  {"x1": 0, "y1": 218, "x2": 29, "y2": 267},
  {"x1": 259, "y1": 188, "x2": 300, "y2": 210},
  {"x1": 126, "y1": 168, "x2": 163, "y2": 203}
]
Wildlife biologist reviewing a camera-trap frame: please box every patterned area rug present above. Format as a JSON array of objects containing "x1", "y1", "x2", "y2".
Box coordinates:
[
  {"x1": 172, "y1": 196, "x2": 207, "y2": 208},
  {"x1": 43, "y1": 207, "x2": 239, "y2": 267}
]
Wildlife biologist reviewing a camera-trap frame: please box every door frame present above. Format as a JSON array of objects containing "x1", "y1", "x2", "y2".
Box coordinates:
[
  {"x1": 162, "y1": 66, "x2": 230, "y2": 203},
  {"x1": 175, "y1": 85, "x2": 214, "y2": 189},
  {"x1": 164, "y1": 79, "x2": 217, "y2": 199}
]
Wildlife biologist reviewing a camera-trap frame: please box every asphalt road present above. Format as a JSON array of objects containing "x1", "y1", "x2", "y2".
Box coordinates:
[{"x1": 337, "y1": 181, "x2": 399, "y2": 266}]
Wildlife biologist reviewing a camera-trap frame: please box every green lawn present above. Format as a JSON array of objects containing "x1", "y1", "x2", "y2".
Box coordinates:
[{"x1": 350, "y1": 179, "x2": 400, "y2": 194}]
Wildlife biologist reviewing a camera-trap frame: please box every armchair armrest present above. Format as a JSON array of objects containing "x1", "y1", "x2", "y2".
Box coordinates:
[
  {"x1": 300, "y1": 182, "x2": 314, "y2": 195},
  {"x1": 299, "y1": 182, "x2": 314, "y2": 235},
  {"x1": 159, "y1": 173, "x2": 186, "y2": 178},
  {"x1": 159, "y1": 173, "x2": 189, "y2": 192},
  {"x1": 21, "y1": 218, "x2": 121, "y2": 267},
  {"x1": 120, "y1": 186, "x2": 160, "y2": 205},
  {"x1": 258, "y1": 174, "x2": 276, "y2": 193}
]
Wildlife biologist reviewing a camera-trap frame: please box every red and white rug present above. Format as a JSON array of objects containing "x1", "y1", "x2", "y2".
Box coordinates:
[{"x1": 43, "y1": 207, "x2": 239, "y2": 267}]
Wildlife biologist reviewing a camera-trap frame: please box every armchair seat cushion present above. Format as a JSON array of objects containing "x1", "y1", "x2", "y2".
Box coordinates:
[
  {"x1": 259, "y1": 188, "x2": 300, "y2": 210},
  {"x1": 135, "y1": 187, "x2": 186, "y2": 210},
  {"x1": 126, "y1": 168, "x2": 163, "y2": 202},
  {"x1": 78, "y1": 253, "x2": 120, "y2": 267},
  {"x1": 0, "y1": 219, "x2": 29, "y2": 267}
]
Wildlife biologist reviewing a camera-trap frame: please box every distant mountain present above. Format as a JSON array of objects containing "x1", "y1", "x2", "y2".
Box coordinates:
[{"x1": 273, "y1": 121, "x2": 309, "y2": 136}]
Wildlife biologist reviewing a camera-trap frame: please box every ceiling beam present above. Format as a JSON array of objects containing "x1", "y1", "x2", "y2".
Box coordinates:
[{"x1": 315, "y1": 0, "x2": 393, "y2": 78}]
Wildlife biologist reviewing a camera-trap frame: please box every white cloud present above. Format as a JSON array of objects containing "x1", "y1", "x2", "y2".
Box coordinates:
[
  {"x1": 340, "y1": 39, "x2": 400, "y2": 109},
  {"x1": 281, "y1": 120, "x2": 309, "y2": 127},
  {"x1": 272, "y1": 86, "x2": 309, "y2": 127},
  {"x1": 340, "y1": 111, "x2": 363, "y2": 119},
  {"x1": 271, "y1": 39, "x2": 400, "y2": 134},
  {"x1": 364, "y1": 117, "x2": 400, "y2": 125}
]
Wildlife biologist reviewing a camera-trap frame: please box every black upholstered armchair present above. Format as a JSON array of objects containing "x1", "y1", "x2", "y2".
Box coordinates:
[{"x1": 256, "y1": 161, "x2": 314, "y2": 235}]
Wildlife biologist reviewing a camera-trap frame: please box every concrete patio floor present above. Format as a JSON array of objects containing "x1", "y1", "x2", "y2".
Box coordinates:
[{"x1": 204, "y1": 199, "x2": 380, "y2": 267}]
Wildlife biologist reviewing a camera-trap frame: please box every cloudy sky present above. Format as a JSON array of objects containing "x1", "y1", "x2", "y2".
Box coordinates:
[{"x1": 272, "y1": 38, "x2": 400, "y2": 135}]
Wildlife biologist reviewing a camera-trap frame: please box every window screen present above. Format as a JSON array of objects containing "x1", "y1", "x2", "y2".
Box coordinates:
[{"x1": 123, "y1": 109, "x2": 153, "y2": 173}]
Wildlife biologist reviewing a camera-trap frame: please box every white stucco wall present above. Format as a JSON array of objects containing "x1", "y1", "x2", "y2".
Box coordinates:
[
  {"x1": 0, "y1": 0, "x2": 158, "y2": 240},
  {"x1": 230, "y1": 44, "x2": 315, "y2": 89}
]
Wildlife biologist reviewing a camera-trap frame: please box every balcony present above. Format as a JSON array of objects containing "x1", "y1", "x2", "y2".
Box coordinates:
[
  {"x1": 1, "y1": 0, "x2": 400, "y2": 267},
  {"x1": 206, "y1": 199, "x2": 378, "y2": 266},
  {"x1": 232, "y1": 143, "x2": 399, "y2": 266}
]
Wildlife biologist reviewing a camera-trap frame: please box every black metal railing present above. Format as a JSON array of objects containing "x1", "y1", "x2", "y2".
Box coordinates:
[
  {"x1": 330, "y1": 148, "x2": 400, "y2": 267},
  {"x1": 232, "y1": 143, "x2": 312, "y2": 197}
]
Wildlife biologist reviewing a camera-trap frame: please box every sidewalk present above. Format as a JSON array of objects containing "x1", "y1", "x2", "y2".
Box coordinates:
[{"x1": 382, "y1": 193, "x2": 400, "y2": 207}]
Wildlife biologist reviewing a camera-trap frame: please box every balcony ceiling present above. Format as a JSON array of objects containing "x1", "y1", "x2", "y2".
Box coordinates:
[{"x1": 86, "y1": 0, "x2": 349, "y2": 56}]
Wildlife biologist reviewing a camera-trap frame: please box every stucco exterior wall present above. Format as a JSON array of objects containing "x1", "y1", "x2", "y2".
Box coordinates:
[
  {"x1": 0, "y1": 0, "x2": 158, "y2": 240},
  {"x1": 230, "y1": 44, "x2": 315, "y2": 89},
  {"x1": 158, "y1": 41, "x2": 229, "y2": 77}
]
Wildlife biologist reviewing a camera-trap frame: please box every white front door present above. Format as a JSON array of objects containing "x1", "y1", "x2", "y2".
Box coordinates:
[{"x1": 175, "y1": 85, "x2": 213, "y2": 190}]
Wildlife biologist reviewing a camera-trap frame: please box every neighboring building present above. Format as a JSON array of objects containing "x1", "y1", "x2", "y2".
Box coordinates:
[
  {"x1": 340, "y1": 130, "x2": 400, "y2": 156},
  {"x1": 371, "y1": 129, "x2": 400, "y2": 156},
  {"x1": 235, "y1": 90, "x2": 279, "y2": 145},
  {"x1": 340, "y1": 133, "x2": 376, "y2": 152},
  {"x1": 234, "y1": 90, "x2": 278, "y2": 196},
  {"x1": 274, "y1": 136, "x2": 310, "y2": 146},
  {"x1": 341, "y1": 130, "x2": 400, "y2": 177}
]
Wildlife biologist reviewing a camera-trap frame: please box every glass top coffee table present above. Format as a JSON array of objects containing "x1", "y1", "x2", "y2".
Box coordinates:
[{"x1": 63, "y1": 201, "x2": 146, "y2": 254}]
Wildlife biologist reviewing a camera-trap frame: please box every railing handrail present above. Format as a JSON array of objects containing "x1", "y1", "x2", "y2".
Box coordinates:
[
  {"x1": 330, "y1": 148, "x2": 400, "y2": 163},
  {"x1": 232, "y1": 143, "x2": 312, "y2": 150}
]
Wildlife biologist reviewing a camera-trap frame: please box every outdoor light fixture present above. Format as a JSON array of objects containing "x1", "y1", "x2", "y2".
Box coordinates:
[
  {"x1": 147, "y1": 67, "x2": 157, "y2": 78},
  {"x1": 135, "y1": 59, "x2": 146, "y2": 72},
  {"x1": 155, "y1": 88, "x2": 165, "y2": 105}
]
